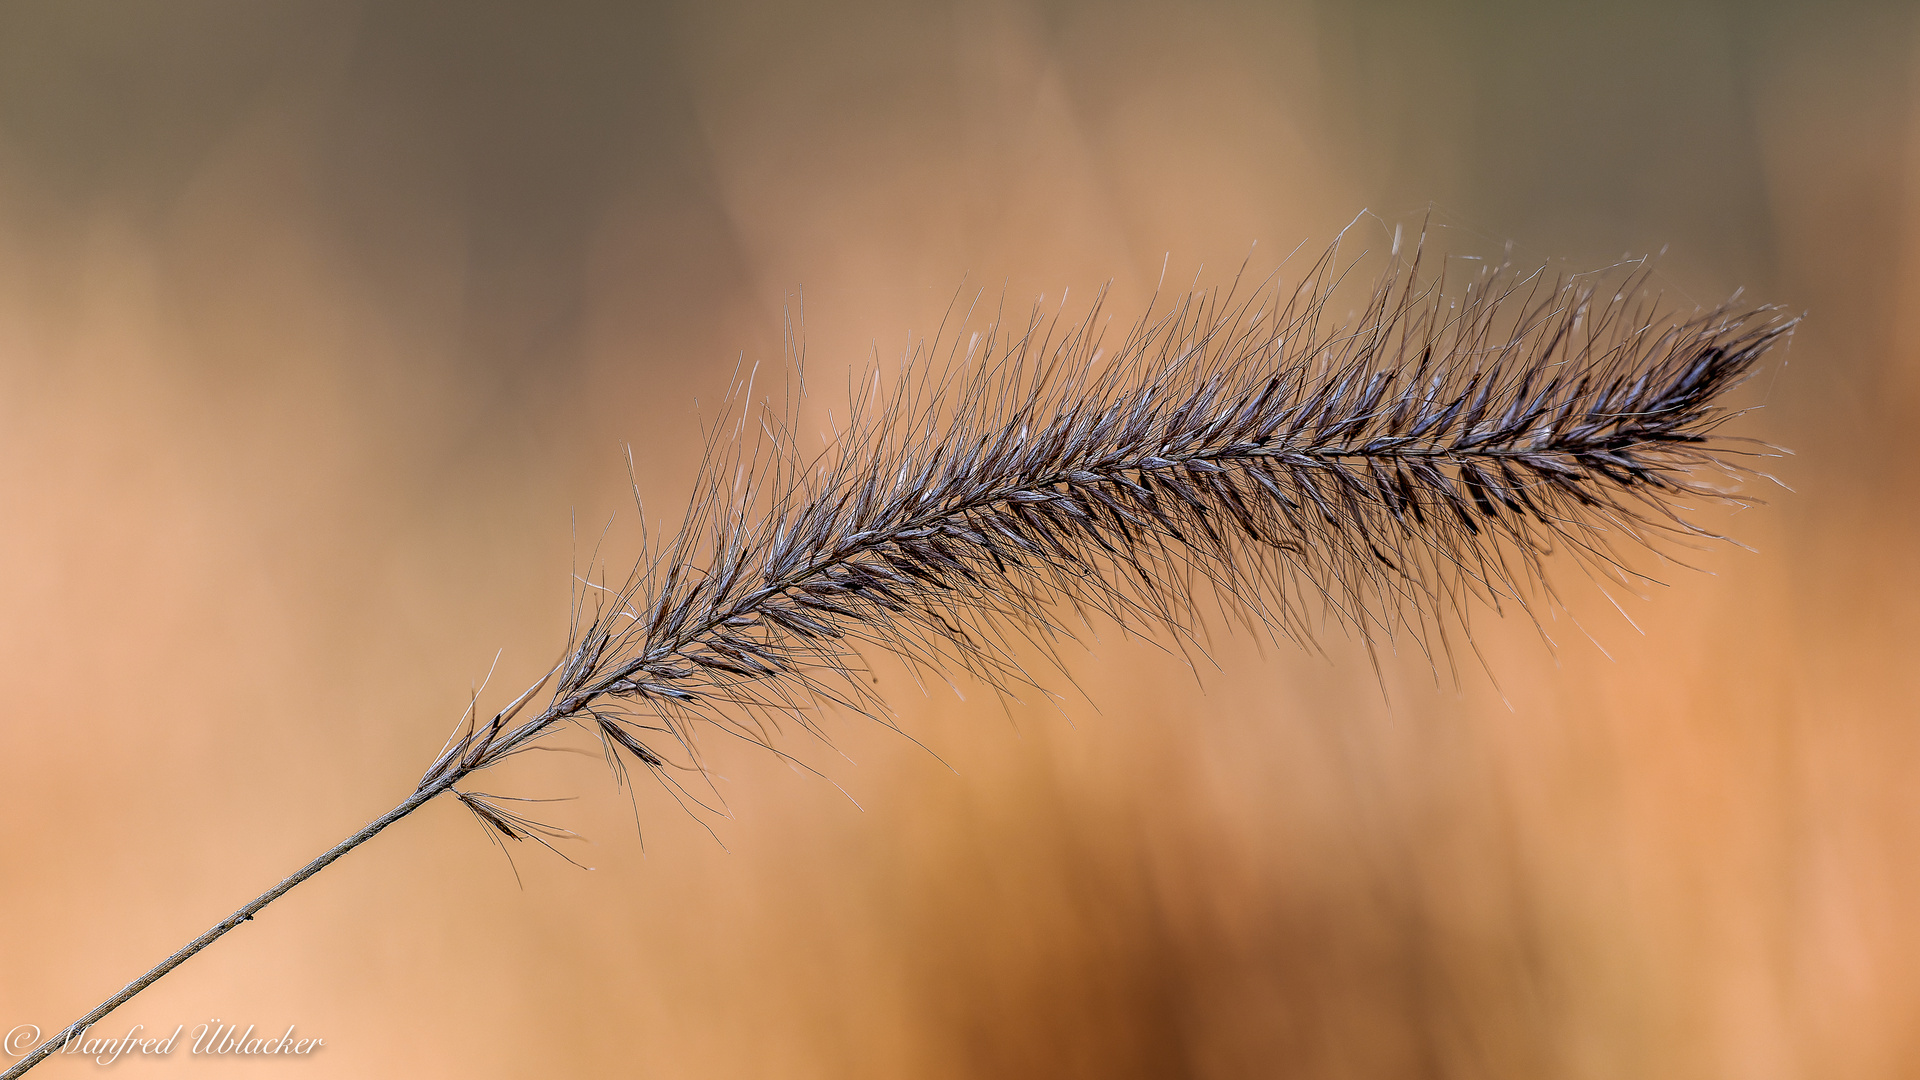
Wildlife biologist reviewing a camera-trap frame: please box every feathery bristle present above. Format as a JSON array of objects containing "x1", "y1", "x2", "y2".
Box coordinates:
[{"x1": 449, "y1": 241, "x2": 1794, "y2": 797}]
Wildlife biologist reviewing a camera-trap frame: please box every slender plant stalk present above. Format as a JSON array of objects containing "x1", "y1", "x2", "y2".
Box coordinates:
[
  {"x1": 3, "y1": 239, "x2": 1794, "y2": 1077},
  {"x1": 0, "y1": 783, "x2": 445, "y2": 1079}
]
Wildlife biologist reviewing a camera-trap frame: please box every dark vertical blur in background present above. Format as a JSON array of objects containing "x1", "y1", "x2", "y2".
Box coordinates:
[{"x1": 1, "y1": 1, "x2": 1914, "y2": 1076}]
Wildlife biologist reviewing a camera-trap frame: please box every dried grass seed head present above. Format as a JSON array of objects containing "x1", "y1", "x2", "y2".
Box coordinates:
[{"x1": 452, "y1": 241, "x2": 1794, "y2": 796}]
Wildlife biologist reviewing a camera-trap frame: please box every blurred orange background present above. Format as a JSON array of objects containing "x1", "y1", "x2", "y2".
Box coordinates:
[{"x1": 1, "y1": 1, "x2": 1915, "y2": 1076}]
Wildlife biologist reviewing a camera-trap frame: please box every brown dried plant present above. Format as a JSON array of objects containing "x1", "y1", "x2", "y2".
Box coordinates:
[{"x1": 0, "y1": 239, "x2": 1794, "y2": 1077}]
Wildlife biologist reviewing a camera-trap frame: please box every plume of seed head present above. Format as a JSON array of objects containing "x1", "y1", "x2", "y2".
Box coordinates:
[{"x1": 421, "y1": 242, "x2": 1794, "y2": 819}]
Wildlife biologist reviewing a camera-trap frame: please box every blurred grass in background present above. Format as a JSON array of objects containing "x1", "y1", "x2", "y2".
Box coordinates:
[{"x1": 0, "y1": 1, "x2": 1914, "y2": 1076}]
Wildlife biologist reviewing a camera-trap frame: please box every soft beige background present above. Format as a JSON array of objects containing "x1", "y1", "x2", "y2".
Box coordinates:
[{"x1": 0, "y1": 1, "x2": 1914, "y2": 1076}]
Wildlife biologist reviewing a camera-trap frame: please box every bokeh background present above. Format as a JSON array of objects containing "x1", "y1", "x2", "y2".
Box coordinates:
[{"x1": 1, "y1": 1, "x2": 1915, "y2": 1076}]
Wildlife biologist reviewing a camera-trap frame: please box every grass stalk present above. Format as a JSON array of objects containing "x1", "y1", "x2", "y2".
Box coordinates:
[{"x1": 1, "y1": 238, "x2": 1793, "y2": 1076}]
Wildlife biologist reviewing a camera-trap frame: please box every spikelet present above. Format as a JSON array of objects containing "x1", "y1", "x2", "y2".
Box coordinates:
[{"x1": 439, "y1": 240, "x2": 1794, "y2": 800}]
